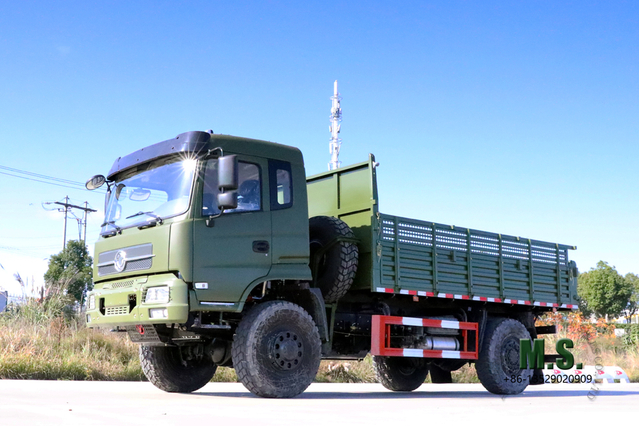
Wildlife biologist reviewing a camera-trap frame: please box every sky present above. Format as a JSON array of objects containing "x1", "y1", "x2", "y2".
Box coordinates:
[{"x1": 0, "y1": 1, "x2": 637, "y2": 295}]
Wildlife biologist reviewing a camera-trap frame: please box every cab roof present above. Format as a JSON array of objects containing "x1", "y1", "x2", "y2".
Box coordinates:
[{"x1": 107, "y1": 131, "x2": 304, "y2": 180}]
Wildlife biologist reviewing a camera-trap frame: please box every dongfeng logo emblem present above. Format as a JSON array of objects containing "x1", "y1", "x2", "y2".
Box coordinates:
[{"x1": 113, "y1": 250, "x2": 127, "y2": 273}]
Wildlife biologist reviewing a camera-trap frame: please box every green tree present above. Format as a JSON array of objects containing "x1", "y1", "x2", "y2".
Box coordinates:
[
  {"x1": 577, "y1": 261, "x2": 632, "y2": 319},
  {"x1": 624, "y1": 272, "x2": 639, "y2": 322},
  {"x1": 44, "y1": 240, "x2": 93, "y2": 303}
]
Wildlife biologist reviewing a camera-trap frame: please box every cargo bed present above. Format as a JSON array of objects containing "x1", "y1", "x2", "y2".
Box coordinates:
[{"x1": 307, "y1": 155, "x2": 578, "y2": 310}]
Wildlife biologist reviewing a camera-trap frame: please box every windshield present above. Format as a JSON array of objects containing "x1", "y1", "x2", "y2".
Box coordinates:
[{"x1": 101, "y1": 157, "x2": 197, "y2": 234}]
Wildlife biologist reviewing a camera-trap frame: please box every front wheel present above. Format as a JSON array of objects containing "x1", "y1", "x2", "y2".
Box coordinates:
[
  {"x1": 373, "y1": 356, "x2": 429, "y2": 391},
  {"x1": 475, "y1": 318, "x2": 532, "y2": 395},
  {"x1": 232, "y1": 301, "x2": 322, "y2": 398},
  {"x1": 139, "y1": 344, "x2": 217, "y2": 393}
]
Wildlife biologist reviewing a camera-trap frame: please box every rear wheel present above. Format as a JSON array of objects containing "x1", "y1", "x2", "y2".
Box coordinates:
[
  {"x1": 428, "y1": 363, "x2": 453, "y2": 383},
  {"x1": 232, "y1": 301, "x2": 321, "y2": 398},
  {"x1": 476, "y1": 318, "x2": 532, "y2": 395},
  {"x1": 373, "y1": 356, "x2": 429, "y2": 391},
  {"x1": 139, "y1": 344, "x2": 216, "y2": 393}
]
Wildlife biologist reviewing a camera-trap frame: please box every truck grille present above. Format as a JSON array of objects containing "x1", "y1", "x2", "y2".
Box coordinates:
[
  {"x1": 102, "y1": 280, "x2": 134, "y2": 290},
  {"x1": 97, "y1": 244, "x2": 154, "y2": 277},
  {"x1": 105, "y1": 306, "x2": 130, "y2": 316},
  {"x1": 99, "y1": 258, "x2": 153, "y2": 276}
]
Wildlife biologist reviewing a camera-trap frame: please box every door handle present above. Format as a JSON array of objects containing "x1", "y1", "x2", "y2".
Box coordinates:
[{"x1": 253, "y1": 240, "x2": 270, "y2": 253}]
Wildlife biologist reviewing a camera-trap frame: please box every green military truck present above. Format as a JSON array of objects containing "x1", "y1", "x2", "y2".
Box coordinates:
[{"x1": 85, "y1": 130, "x2": 578, "y2": 397}]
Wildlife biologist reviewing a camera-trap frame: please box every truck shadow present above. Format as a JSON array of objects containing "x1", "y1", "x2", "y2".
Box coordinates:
[{"x1": 194, "y1": 389, "x2": 639, "y2": 400}]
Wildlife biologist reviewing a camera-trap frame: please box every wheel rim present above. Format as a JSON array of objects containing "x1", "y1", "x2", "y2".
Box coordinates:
[
  {"x1": 396, "y1": 359, "x2": 420, "y2": 376},
  {"x1": 270, "y1": 331, "x2": 304, "y2": 370},
  {"x1": 500, "y1": 336, "x2": 523, "y2": 375}
]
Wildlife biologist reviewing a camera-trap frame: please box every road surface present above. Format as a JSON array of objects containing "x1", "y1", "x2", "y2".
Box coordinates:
[{"x1": 0, "y1": 380, "x2": 637, "y2": 425}]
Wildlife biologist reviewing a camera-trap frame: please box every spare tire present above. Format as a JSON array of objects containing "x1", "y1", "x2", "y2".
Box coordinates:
[{"x1": 309, "y1": 216, "x2": 358, "y2": 303}]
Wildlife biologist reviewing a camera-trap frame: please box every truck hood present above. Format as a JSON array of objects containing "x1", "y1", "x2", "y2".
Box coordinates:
[{"x1": 93, "y1": 224, "x2": 171, "y2": 283}]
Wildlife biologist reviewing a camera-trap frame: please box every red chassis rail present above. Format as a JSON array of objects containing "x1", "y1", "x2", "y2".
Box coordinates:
[{"x1": 370, "y1": 315, "x2": 479, "y2": 360}]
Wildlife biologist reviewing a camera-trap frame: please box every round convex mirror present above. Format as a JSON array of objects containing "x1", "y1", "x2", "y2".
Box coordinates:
[{"x1": 86, "y1": 175, "x2": 106, "y2": 190}]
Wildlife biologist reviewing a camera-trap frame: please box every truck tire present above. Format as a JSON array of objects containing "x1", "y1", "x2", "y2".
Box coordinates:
[
  {"x1": 373, "y1": 356, "x2": 429, "y2": 391},
  {"x1": 232, "y1": 300, "x2": 321, "y2": 398},
  {"x1": 428, "y1": 363, "x2": 453, "y2": 383},
  {"x1": 139, "y1": 344, "x2": 216, "y2": 393},
  {"x1": 475, "y1": 318, "x2": 532, "y2": 395},
  {"x1": 309, "y1": 216, "x2": 358, "y2": 303}
]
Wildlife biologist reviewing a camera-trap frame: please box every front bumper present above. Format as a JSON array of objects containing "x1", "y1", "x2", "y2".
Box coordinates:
[{"x1": 86, "y1": 273, "x2": 189, "y2": 328}]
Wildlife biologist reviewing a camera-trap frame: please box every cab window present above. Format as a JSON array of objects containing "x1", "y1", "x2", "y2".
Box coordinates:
[
  {"x1": 202, "y1": 160, "x2": 261, "y2": 215},
  {"x1": 269, "y1": 160, "x2": 292, "y2": 210}
]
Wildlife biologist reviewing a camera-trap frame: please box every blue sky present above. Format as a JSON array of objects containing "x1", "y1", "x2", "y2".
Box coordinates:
[{"x1": 0, "y1": 1, "x2": 637, "y2": 294}]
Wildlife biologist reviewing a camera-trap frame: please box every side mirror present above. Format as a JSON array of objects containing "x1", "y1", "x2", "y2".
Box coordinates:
[
  {"x1": 218, "y1": 155, "x2": 238, "y2": 191},
  {"x1": 217, "y1": 192, "x2": 238, "y2": 210},
  {"x1": 86, "y1": 175, "x2": 106, "y2": 190}
]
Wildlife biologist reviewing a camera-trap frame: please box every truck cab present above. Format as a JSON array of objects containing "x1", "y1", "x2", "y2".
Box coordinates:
[{"x1": 87, "y1": 130, "x2": 312, "y2": 328}]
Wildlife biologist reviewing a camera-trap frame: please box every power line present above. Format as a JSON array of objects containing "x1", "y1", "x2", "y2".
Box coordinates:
[
  {"x1": 0, "y1": 165, "x2": 106, "y2": 193},
  {"x1": 0, "y1": 245, "x2": 62, "y2": 250},
  {"x1": 1, "y1": 235, "x2": 61, "y2": 240},
  {"x1": 0, "y1": 171, "x2": 89, "y2": 191},
  {"x1": 0, "y1": 165, "x2": 85, "y2": 186},
  {"x1": 44, "y1": 197, "x2": 97, "y2": 249}
]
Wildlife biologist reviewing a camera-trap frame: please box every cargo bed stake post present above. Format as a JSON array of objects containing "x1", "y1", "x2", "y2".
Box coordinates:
[
  {"x1": 431, "y1": 223, "x2": 438, "y2": 294},
  {"x1": 498, "y1": 234, "x2": 504, "y2": 300},
  {"x1": 528, "y1": 239, "x2": 535, "y2": 301},
  {"x1": 555, "y1": 244, "x2": 562, "y2": 306},
  {"x1": 467, "y1": 228, "x2": 473, "y2": 297}
]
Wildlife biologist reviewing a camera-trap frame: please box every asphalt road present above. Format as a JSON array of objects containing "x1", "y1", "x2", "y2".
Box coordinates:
[{"x1": 0, "y1": 380, "x2": 637, "y2": 425}]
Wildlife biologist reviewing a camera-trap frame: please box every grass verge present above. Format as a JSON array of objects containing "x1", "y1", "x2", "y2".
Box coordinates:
[{"x1": 1, "y1": 303, "x2": 636, "y2": 383}]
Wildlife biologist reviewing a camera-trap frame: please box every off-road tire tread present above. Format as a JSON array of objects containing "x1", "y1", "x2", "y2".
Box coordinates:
[
  {"x1": 475, "y1": 317, "x2": 532, "y2": 395},
  {"x1": 232, "y1": 301, "x2": 321, "y2": 398},
  {"x1": 309, "y1": 216, "x2": 358, "y2": 303},
  {"x1": 139, "y1": 345, "x2": 216, "y2": 393},
  {"x1": 373, "y1": 356, "x2": 429, "y2": 392}
]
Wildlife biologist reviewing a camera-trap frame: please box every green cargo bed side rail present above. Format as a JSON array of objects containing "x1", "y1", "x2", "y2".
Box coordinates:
[{"x1": 373, "y1": 213, "x2": 578, "y2": 307}]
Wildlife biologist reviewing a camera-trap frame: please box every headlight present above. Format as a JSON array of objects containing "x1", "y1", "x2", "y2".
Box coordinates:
[
  {"x1": 88, "y1": 295, "x2": 95, "y2": 310},
  {"x1": 149, "y1": 308, "x2": 168, "y2": 319},
  {"x1": 145, "y1": 286, "x2": 170, "y2": 304}
]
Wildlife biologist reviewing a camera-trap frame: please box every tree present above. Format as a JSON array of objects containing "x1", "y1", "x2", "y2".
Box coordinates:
[
  {"x1": 624, "y1": 273, "x2": 639, "y2": 322},
  {"x1": 44, "y1": 240, "x2": 93, "y2": 303},
  {"x1": 577, "y1": 261, "x2": 632, "y2": 319}
]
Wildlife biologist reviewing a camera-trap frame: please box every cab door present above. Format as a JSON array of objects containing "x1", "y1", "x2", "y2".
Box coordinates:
[{"x1": 192, "y1": 155, "x2": 272, "y2": 303}]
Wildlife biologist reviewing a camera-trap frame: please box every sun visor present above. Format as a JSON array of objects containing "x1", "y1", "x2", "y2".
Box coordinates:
[{"x1": 107, "y1": 131, "x2": 211, "y2": 181}]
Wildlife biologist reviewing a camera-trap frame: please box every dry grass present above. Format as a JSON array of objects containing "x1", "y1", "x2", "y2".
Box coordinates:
[
  {"x1": 211, "y1": 367, "x2": 238, "y2": 382},
  {"x1": 2, "y1": 299, "x2": 636, "y2": 383},
  {"x1": 541, "y1": 334, "x2": 639, "y2": 382},
  {"x1": 0, "y1": 295, "x2": 145, "y2": 381},
  {"x1": 0, "y1": 321, "x2": 145, "y2": 381},
  {"x1": 315, "y1": 355, "x2": 377, "y2": 383}
]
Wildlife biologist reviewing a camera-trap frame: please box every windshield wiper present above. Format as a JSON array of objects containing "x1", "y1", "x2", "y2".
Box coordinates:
[
  {"x1": 100, "y1": 220, "x2": 122, "y2": 236},
  {"x1": 126, "y1": 211, "x2": 164, "y2": 225}
]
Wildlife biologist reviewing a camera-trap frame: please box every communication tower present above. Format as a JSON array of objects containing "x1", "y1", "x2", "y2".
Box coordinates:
[{"x1": 328, "y1": 80, "x2": 342, "y2": 170}]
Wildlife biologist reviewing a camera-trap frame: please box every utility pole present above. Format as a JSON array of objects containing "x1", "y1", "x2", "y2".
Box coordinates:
[
  {"x1": 83, "y1": 201, "x2": 89, "y2": 243},
  {"x1": 51, "y1": 198, "x2": 97, "y2": 250},
  {"x1": 62, "y1": 196, "x2": 68, "y2": 250},
  {"x1": 328, "y1": 80, "x2": 343, "y2": 170}
]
